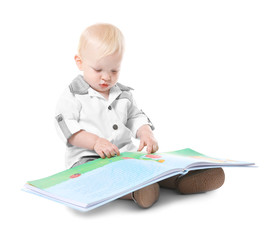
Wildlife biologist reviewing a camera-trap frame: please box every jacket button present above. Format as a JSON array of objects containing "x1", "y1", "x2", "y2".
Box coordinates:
[
  {"x1": 108, "y1": 105, "x2": 112, "y2": 110},
  {"x1": 113, "y1": 124, "x2": 118, "y2": 130}
]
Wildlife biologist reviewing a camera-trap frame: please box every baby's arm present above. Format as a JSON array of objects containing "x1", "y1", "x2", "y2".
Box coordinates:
[
  {"x1": 55, "y1": 89, "x2": 119, "y2": 159},
  {"x1": 136, "y1": 124, "x2": 159, "y2": 154},
  {"x1": 68, "y1": 130, "x2": 120, "y2": 159},
  {"x1": 125, "y1": 92, "x2": 158, "y2": 153}
]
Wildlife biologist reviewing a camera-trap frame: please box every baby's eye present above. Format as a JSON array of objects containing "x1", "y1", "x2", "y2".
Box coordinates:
[
  {"x1": 92, "y1": 67, "x2": 102, "y2": 72},
  {"x1": 111, "y1": 70, "x2": 118, "y2": 73}
]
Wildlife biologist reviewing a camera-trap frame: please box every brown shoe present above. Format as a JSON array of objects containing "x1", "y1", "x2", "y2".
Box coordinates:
[
  {"x1": 176, "y1": 168, "x2": 225, "y2": 194},
  {"x1": 132, "y1": 183, "x2": 160, "y2": 208}
]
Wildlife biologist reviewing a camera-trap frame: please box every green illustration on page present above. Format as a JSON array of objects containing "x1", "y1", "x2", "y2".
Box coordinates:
[{"x1": 24, "y1": 148, "x2": 254, "y2": 211}]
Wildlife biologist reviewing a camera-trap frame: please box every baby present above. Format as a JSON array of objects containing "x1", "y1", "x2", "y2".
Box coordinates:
[{"x1": 55, "y1": 23, "x2": 225, "y2": 209}]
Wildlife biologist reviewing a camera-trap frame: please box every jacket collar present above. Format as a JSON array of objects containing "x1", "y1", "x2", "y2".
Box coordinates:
[
  {"x1": 70, "y1": 75, "x2": 133, "y2": 104},
  {"x1": 69, "y1": 75, "x2": 90, "y2": 95}
]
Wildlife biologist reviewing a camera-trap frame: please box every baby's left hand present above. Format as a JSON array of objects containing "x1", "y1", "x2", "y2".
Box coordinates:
[{"x1": 137, "y1": 125, "x2": 159, "y2": 154}]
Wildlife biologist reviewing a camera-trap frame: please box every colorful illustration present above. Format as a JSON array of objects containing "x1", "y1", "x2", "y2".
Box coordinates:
[
  {"x1": 70, "y1": 173, "x2": 81, "y2": 179},
  {"x1": 24, "y1": 148, "x2": 254, "y2": 211},
  {"x1": 28, "y1": 152, "x2": 168, "y2": 189},
  {"x1": 140, "y1": 154, "x2": 165, "y2": 163}
]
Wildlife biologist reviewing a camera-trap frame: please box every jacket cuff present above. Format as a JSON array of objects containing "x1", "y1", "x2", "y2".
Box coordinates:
[
  {"x1": 55, "y1": 114, "x2": 82, "y2": 143},
  {"x1": 130, "y1": 117, "x2": 154, "y2": 138}
]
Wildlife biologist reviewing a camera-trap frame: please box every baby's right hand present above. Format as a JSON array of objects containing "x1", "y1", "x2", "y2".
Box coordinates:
[{"x1": 93, "y1": 137, "x2": 120, "y2": 159}]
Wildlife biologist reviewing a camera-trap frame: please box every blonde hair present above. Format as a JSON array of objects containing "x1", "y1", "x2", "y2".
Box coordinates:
[{"x1": 77, "y1": 23, "x2": 124, "y2": 60}]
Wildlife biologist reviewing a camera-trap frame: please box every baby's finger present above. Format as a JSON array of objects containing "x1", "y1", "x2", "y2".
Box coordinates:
[
  {"x1": 138, "y1": 140, "x2": 145, "y2": 152},
  {"x1": 113, "y1": 145, "x2": 120, "y2": 156},
  {"x1": 155, "y1": 144, "x2": 159, "y2": 152},
  {"x1": 146, "y1": 143, "x2": 152, "y2": 154},
  {"x1": 97, "y1": 150, "x2": 105, "y2": 159},
  {"x1": 103, "y1": 149, "x2": 112, "y2": 158},
  {"x1": 109, "y1": 148, "x2": 118, "y2": 158},
  {"x1": 151, "y1": 144, "x2": 158, "y2": 153}
]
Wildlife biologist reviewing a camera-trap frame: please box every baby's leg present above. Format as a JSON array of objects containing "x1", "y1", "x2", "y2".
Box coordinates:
[
  {"x1": 159, "y1": 168, "x2": 225, "y2": 194},
  {"x1": 120, "y1": 193, "x2": 133, "y2": 200},
  {"x1": 72, "y1": 157, "x2": 159, "y2": 208},
  {"x1": 120, "y1": 183, "x2": 160, "y2": 208}
]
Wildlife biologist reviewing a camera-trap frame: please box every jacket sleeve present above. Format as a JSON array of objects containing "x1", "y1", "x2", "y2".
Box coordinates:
[
  {"x1": 126, "y1": 95, "x2": 155, "y2": 138},
  {"x1": 55, "y1": 88, "x2": 82, "y2": 145}
]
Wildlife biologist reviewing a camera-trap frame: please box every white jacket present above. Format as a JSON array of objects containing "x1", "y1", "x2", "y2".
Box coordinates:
[{"x1": 55, "y1": 75, "x2": 154, "y2": 168}]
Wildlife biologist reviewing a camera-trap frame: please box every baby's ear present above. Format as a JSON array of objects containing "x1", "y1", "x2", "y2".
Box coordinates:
[{"x1": 74, "y1": 55, "x2": 83, "y2": 71}]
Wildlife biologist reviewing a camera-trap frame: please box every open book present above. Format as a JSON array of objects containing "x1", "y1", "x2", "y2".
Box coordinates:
[{"x1": 23, "y1": 148, "x2": 254, "y2": 211}]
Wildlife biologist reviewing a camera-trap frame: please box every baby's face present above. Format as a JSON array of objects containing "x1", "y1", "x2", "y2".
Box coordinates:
[{"x1": 80, "y1": 52, "x2": 122, "y2": 97}]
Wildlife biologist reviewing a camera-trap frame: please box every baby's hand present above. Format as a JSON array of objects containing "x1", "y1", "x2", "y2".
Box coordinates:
[
  {"x1": 93, "y1": 137, "x2": 120, "y2": 159},
  {"x1": 137, "y1": 125, "x2": 159, "y2": 154}
]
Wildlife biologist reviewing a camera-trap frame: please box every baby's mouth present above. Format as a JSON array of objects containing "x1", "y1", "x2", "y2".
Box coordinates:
[{"x1": 99, "y1": 83, "x2": 109, "y2": 88}]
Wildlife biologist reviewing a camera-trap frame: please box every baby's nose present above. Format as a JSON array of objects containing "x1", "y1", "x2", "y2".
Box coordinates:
[{"x1": 101, "y1": 72, "x2": 111, "y2": 81}]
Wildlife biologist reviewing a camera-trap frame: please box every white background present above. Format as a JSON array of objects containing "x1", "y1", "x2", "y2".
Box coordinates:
[{"x1": 1, "y1": 0, "x2": 278, "y2": 239}]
